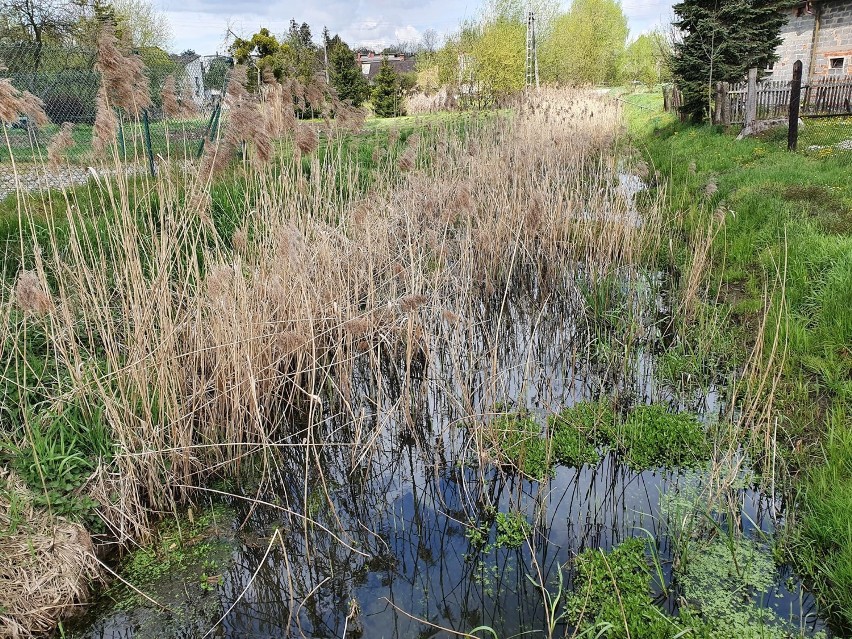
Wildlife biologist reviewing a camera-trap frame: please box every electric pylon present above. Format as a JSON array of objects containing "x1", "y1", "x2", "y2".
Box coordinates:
[{"x1": 525, "y1": 11, "x2": 539, "y2": 90}]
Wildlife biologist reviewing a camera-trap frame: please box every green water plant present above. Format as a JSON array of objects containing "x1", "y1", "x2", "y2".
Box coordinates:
[
  {"x1": 488, "y1": 410, "x2": 551, "y2": 480},
  {"x1": 566, "y1": 538, "x2": 679, "y2": 639},
  {"x1": 495, "y1": 511, "x2": 531, "y2": 549},
  {"x1": 548, "y1": 399, "x2": 616, "y2": 459},
  {"x1": 615, "y1": 403, "x2": 709, "y2": 470}
]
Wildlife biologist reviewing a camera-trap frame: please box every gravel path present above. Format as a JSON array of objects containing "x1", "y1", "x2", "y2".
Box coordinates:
[{"x1": 0, "y1": 164, "x2": 145, "y2": 201}]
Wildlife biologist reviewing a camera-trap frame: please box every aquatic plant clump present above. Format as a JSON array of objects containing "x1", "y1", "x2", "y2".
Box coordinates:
[
  {"x1": 548, "y1": 399, "x2": 616, "y2": 454},
  {"x1": 487, "y1": 411, "x2": 552, "y2": 481},
  {"x1": 566, "y1": 538, "x2": 675, "y2": 639},
  {"x1": 615, "y1": 404, "x2": 710, "y2": 471}
]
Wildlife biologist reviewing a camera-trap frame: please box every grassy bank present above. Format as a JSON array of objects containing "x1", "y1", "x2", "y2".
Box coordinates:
[{"x1": 625, "y1": 90, "x2": 852, "y2": 629}]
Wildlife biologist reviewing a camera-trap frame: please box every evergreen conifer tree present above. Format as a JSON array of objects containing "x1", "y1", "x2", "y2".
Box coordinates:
[
  {"x1": 327, "y1": 35, "x2": 370, "y2": 106},
  {"x1": 372, "y1": 59, "x2": 405, "y2": 117},
  {"x1": 672, "y1": 0, "x2": 787, "y2": 121}
]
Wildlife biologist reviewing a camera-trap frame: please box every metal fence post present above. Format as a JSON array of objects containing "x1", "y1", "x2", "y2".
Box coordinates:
[
  {"x1": 116, "y1": 108, "x2": 126, "y2": 161},
  {"x1": 788, "y1": 60, "x2": 803, "y2": 152},
  {"x1": 141, "y1": 108, "x2": 156, "y2": 176},
  {"x1": 196, "y1": 102, "x2": 218, "y2": 158}
]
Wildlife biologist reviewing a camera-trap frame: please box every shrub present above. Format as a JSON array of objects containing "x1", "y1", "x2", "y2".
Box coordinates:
[{"x1": 42, "y1": 93, "x2": 95, "y2": 125}]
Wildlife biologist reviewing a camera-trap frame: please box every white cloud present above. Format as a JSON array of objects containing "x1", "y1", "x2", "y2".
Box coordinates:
[{"x1": 165, "y1": 0, "x2": 677, "y2": 55}]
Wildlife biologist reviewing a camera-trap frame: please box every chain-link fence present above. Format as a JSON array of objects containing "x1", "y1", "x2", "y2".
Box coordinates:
[
  {"x1": 0, "y1": 43, "x2": 231, "y2": 168},
  {"x1": 797, "y1": 115, "x2": 852, "y2": 157}
]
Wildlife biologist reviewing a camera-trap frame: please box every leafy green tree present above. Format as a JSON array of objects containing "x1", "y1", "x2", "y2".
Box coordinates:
[
  {"x1": 470, "y1": 17, "x2": 525, "y2": 100},
  {"x1": 326, "y1": 33, "x2": 369, "y2": 106},
  {"x1": 231, "y1": 27, "x2": 280, "y2": 66},
  {"x1": 372, "y1": 58, "x2": 404, "y2": 117},
  {"x1": 622, "y1": 33, "x2": 667, "y2": 88},
  {"x1": 672, "y1": 0, "x2": 786, "y2": 121},
  {"x1": 540, "y1": 0, "x2": 628, "y2": 86}
]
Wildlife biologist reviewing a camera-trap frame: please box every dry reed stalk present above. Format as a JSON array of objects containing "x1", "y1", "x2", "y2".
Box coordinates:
[{"x1": 47, "y1": 122, "x2": 74, "y2": 168}]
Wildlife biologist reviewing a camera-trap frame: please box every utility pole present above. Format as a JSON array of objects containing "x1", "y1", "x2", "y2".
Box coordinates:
[
  {"x1": 323, "y1": 26, "x2": 330, "y2": 84},
  {"x1": 525, "y1": 11, "x2": 539, "y2": 90}
]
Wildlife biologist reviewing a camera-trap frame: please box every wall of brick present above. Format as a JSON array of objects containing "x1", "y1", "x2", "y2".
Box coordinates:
[
  {"x1": 812, "y1": 1, "x2": 852, "y2": 77},
  {"x1": 774, "y1": 8, "x2": 816, "y2": 81},
  {"x1": 773, "y1": 1, "x2": 852, "y2": 81}
]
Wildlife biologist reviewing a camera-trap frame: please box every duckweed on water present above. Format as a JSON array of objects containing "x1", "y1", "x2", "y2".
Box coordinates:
[
  {"x1": 680, "y1": 538, "x2": 827, "y2": 639},
  {"x1": 110, "y1": 505, "x2": 233, "y2": 609}
]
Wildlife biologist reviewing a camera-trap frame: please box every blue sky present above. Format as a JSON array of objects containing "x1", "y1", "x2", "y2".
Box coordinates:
[{"x1": 163, "y1": 0, "x2": 676, "y2": 56}]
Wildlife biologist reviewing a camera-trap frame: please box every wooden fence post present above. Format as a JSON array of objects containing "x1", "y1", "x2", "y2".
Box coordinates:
[
  {"x1": 713, "y1": 82, "x2": 723, "y2": 124},
  {"x1": 788, "y1": 60, "x2": 803, "y2": 151},
  {"x1": 745, "y1": 68, "x2": 758, "y2": 129},
  {"x1": 722, "y1": 82, "x2": 731, "y2": 126}
]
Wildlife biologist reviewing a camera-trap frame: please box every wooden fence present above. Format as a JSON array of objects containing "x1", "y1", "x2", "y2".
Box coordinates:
[
  {"x1": 727, "y1": 76, "x2": 852, "y2": 123},
  {"x1": 664, "y1": 75, "x2": 852, "y2": 124}
]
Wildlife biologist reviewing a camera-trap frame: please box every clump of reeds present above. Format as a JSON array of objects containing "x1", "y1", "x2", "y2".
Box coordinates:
[
  {"x1": 2, "y1": 86, "x2": 665, "y2": 589},
  {"x1": 47, "y1": 122, "x2": 74, "y2": 168},
  {"x1": 0, "y1": 78, "x2": 48, "y2": 127}
]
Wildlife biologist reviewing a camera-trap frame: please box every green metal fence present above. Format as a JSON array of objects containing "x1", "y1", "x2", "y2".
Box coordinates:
[{"x1": 0, "y1": 43, "x2": 231, "y2": 171}]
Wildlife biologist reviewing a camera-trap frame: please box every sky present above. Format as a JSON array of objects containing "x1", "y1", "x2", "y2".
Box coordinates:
[{"x1": 162, "y1": 0, "x2": 676, "y2": 56}]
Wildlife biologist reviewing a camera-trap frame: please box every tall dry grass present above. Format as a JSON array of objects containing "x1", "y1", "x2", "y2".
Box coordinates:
[
  {"x1": 0, "y1": 83, "x2": 684, "y2": 635},
  {"x1": 1, "y1": 88, "x2": 656, "y2": 532}
]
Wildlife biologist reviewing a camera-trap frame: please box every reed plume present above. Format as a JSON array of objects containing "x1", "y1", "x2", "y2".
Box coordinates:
[
  {"x1": 0, "y1": 78, "x2": 48, "y2": 127},
  {"x1": 47, "y1": 122, "x2": 74, "y2": 167}
]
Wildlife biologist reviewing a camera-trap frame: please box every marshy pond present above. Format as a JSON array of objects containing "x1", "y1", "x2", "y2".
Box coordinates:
[{"x1": 70, "y1": 278, "x2": 829, "y2": 639}]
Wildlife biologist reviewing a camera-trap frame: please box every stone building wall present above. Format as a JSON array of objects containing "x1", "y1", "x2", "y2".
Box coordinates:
[
  {"x1": 812, "y1": 1, "x2": 852, "y2": 78},
  {"x1": 773, "y1": 0, "x2": 852, "y2": 82},
  {"x1": 774, "y1": 7, "x2": 817, "y2": 81}
]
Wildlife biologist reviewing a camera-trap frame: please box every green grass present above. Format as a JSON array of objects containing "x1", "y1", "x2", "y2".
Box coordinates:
[
  {"x1": 625, "y1": 89, "x2": 852, "y2": 632},
  {"x1": 0, "y1": 116, "x2": 212, "y2": 165}
]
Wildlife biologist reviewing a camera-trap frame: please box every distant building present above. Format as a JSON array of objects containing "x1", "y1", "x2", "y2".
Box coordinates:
[
  {"x1": 355, "y1": 50, "x2": 416, "y2": 83},
  {"x1": 171, "y1": 53, "x2": 232, "y2": 105},
  {"x1": 773, "y1": 0, "x2": 852, "y2": 82}
]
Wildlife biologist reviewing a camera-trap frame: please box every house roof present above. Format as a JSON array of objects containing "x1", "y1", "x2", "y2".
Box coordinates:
[{"x1": 361, "y1": 58, "x2": 416, "y2": 82}]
